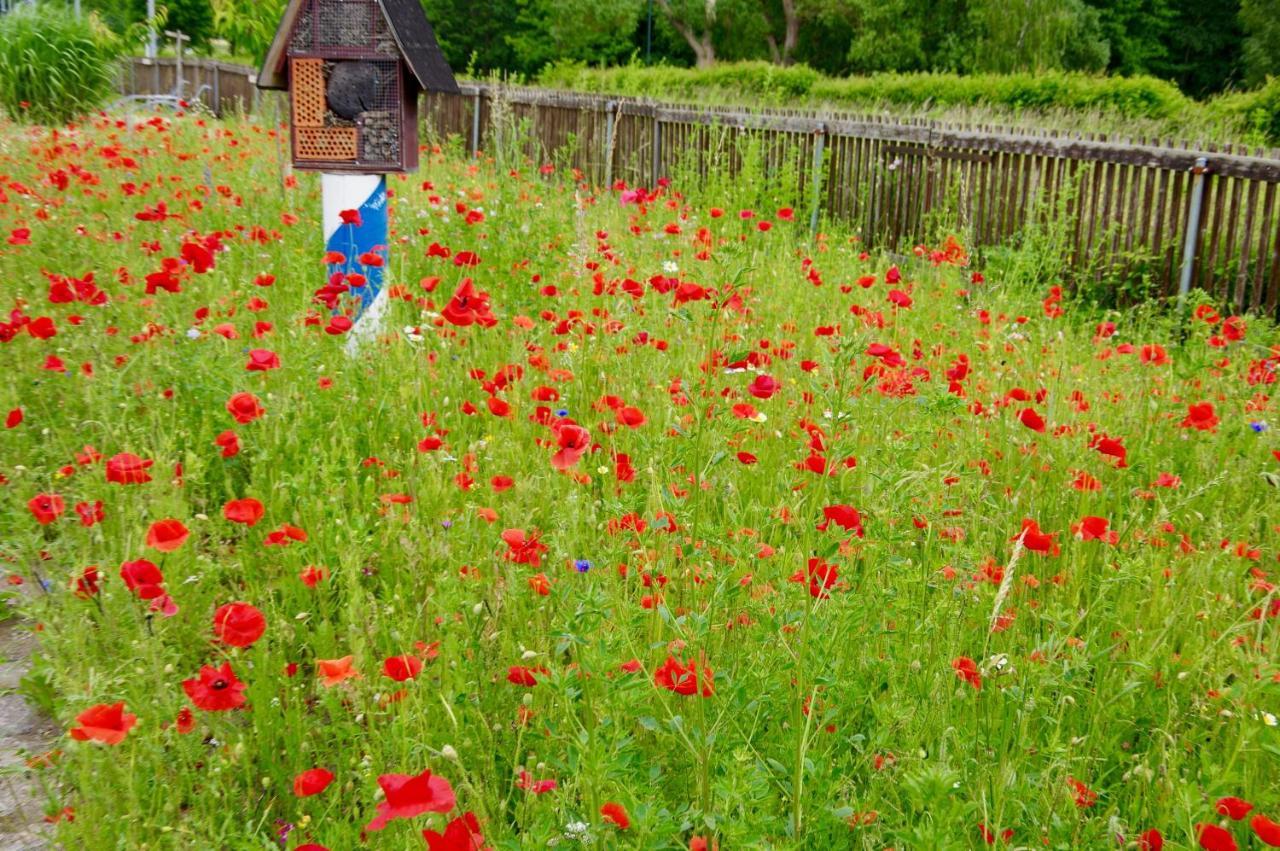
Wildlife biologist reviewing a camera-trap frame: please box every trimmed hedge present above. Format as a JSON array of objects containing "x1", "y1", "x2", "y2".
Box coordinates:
[
  {"x1": 539, "y1": 61, "x2": 1190, "y2": 120},
  {"x1": 538, "y1": 61, "x2": 1280, "y2": 144}
]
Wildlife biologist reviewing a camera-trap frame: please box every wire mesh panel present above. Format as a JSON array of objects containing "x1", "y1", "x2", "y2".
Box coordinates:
[{"x1": 315, "y1": 0, "x2": 374, "y2": 48}]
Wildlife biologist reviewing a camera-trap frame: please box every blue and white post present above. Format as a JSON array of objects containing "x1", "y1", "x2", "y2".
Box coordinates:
[{"x1": 322, "y1": 172, "x2": 389, "y2": 353}]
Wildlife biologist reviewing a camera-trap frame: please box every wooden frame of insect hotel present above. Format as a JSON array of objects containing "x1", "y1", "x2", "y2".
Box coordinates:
[{"x1": 256, "y1": 0, "x2": 459, "y2": 174}]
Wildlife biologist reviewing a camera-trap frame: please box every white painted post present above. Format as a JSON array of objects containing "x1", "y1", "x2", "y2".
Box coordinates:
[{"x1": 322, "y1": 173, "x2": 391, "y2": 354}]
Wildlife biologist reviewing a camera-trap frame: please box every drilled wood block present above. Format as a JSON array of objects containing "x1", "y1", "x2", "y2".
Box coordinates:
[
  {"x1": 291, "y1": 58, "x2": 325, "y2": 128},
  {"x1": 295, "y1": 126, "x2": 358, "y2": 161}
]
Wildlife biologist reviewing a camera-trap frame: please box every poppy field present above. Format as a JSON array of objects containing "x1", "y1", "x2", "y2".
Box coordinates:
[{"x1": 1, "y1": 112, "x2": 1280, "y2": 850}]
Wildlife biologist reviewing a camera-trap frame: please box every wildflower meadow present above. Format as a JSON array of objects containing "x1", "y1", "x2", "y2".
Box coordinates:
[{"x1": 1, "y1": 112, "x2": 1279, "y2": 850}]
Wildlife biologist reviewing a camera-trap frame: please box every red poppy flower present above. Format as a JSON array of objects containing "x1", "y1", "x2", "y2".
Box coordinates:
[
  {"x1": 338, "y1": 208, "x2": 362, "y2": 227},
  {"x1": 145, "y1": 519, "x2": 189, "y2": 552},
  {"x1": 214, "y1": 430, "x2": 240, "y2": 458},
  {"x1": 551, "y1": 423, "x2": 591, "y2": 470},
  {"x1": 1196, "y1": 823, "x2": 1238, "y2": 851},
  {"x1": 383, "y1": 654, "x2": 423, "y2": 682},
  {"x1": 292, "y1": 767, "x2": 335, "y2": 797},
  {"x1": 222, "y1": 498, "x2": 264, "y2": 526},
  {"x1": 245, "y1": 348, "x2": 280, "y2": 371},
  {"x1": 1072, "y1": 516, "x2": 1118, "y2": 544},
  {"x1": 501, "y1": 528, "x2": 547, "y2": 567},
  {"x1": 5, "y1": 408, "x2": 21, "y2": 428},
  {"x1": 748, "y1": 374, "x2": 779, "y2": 399},
  {"x1": 506, "y1": 665, "x2": 542, "y2": 686},
  {"x1": 105, "y1": 453, "x2": 153, "y2": 484},
  {"x1": 1019, "y1": 407, "x2": 1046, "y2": 433},
  {"x1": 1251, "y1": 814, "x2": 1280, "y2": 847},
  {"x1": 213, "y1": 602, "x2": 266, "y2": 648},
  {"x1": 317, "y1": 656, "x2": 359, "y2": 687},
  {"x1": 1217, "y1": 797, "x2": 1254, "y2": 820},
  {"x1": 71, "y1": 566, "x2": 100, "y2": 598},
  {"x1": 441, "y1": 279, "x2": 496, "y2": 327},
  {"x1": 1181, "y1": 402, "x2": 1220, "y2": 432},
  {"x1": 69, "y1": 702, "x2": 137, "y2": 745},
  {"x1": 601, "y1": 802, "x2": 630, "y2": 829},
  {"x1": 119, "y1": 559, "x2": 166, "y2": 600},
  {"x1": 817, "y1": 504, "x2": 864, "y2": 536},
  {"x1": 182, "y1": 662, "x2": 247, "y2": 711},
  {"x1": 789, "y1": 557, "x2": 839, "y2": 598},
  {"x1": 423, "y1": 811, "x2": 489, "y2": 851},
  {"x1": 75, "y1": 500, "x2": 104, "y2": 527},
  {"x1": 1067, "y1": 777, "x2": 1097, "y2": 808},
  {"x1": 654, "y1": 655, "x2": 714, "y2": 697},
  {"x1": 1137, "y1": 829, "x2": 1163, "y2": 851},
  {"x1": 1013, "y1": 519, "x2": 1060, "y2": 556},
  {"x1": 952, "y1": 656, "x2": 982, "y2": 690},
  {"x1": 264, "y1": 523, "x2": 307, "y2": 546},
  {"x1": 616, "y1": 406, "x2": 646, "y2": 428},
  {"x1": 174, "y1": 707, "x2": 195, "y2": 734},
  {"x1": 364, "y1": 769, "x2": 456, "y2": 832},
  {"x1": 27, "y1": 493, "x2": 65, "y2": 525},
  {"x1": 300, "y1": 565, "x2": 328, "y2": 587},
  {"x1": 226, "y1": 392, "x2": 265, "y2": 424}
]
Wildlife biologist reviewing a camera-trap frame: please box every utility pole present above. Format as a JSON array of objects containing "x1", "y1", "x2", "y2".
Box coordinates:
[
  {"x1": 646, "y1": 0, "x2": 653, "y2": 64},
  {"x1": 146, "y1": 0, "x2": 158, "y2": 58}
]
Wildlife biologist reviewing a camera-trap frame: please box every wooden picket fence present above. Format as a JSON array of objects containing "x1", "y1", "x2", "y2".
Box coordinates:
[{"x1": 114, "y1": 59, "x2": 1280, "y2": 316}]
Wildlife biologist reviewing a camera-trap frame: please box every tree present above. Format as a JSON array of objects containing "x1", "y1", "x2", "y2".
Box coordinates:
[
  {"x1": 758, "y1": 0, "x2": 799, "y2": 65},
  {"x1": 967, "y1": 0, "x2": 1108, "y2": 73},
  {"x1": 1241, "y1": 0, "x2": 1280, "y2": 86},
  {"x1": 1146, "y1": 0, "x2": 1242, "y2": 96},
  {"x1": 421, "y1": 0, "x2": 522, "y2": 75},
  {"x1": 1085, "y1": 0, "x2": 1175, "y2": 77},
  {"x1": 655, "y1": 0, "x2": 719, "y2": 67},
  {"x1": 508, "y1": 0, "x2": 643, "y2": 72}
]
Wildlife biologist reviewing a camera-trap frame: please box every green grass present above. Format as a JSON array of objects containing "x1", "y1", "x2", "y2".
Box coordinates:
[
  {"x1": 0, "y1": 112, "x2": 1278, "y2": 850},
  {"x1": 0, "y1": 5, "x2": 121, "y2": 125}
]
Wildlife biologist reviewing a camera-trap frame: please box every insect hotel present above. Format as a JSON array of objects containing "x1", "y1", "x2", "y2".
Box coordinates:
[
  {"x1": 257, "y1": 0, "x2": 458, "y2": 173},
  {"x1": 256, "y1": 0, "x2": 458, "y2": 343}
]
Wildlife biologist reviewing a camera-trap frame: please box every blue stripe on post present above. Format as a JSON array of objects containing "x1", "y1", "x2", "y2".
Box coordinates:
[{"x1": 323, "y1": 173, "x2": 388, "y2": 322}]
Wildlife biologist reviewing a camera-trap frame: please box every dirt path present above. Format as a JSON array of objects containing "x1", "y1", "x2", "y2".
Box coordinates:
[{"x1": 0, "y1": 619, "x2": 55, "y2": 850}]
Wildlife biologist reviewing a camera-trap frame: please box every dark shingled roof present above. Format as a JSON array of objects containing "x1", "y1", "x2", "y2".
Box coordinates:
[{"x1": 257, "y1": 0, "x2": 459, "y2": 94}]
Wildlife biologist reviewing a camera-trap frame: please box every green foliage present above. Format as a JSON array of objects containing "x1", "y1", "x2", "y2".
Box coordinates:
[
  {"x1": 0, "y1": 5, "x2": 121, "y2": 125},
  {"x1": 507, "y1": 0, "x2": 643, "y2": 73},
  {"x1": 1209, "y1": 77, "x2": 1280, "y2": 144},
  {"x1": 156, "y1": 0, "x2": 214, "y2": 47},
  {"x1": 422, "y1": 0, "x2": 522, "y2": 74},
  {"x1": 540, "y1": 61, "x2": 1189, "y2": 119},
  {"x1": 1241, "y1": 0, "x2": 1280, "y2": 87},
  {"x1": 209, "y1": 0, "x2": 282, "y2": 64}
]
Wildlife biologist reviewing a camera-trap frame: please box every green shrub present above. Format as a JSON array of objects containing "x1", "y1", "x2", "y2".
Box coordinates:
[
  {"x1": 1207, "y1": 78, "x2": 1280, "y2": 145},
  {"x1": 538, "y1": 62, "x2": 1189, "y2": 121},
  {"x1": 0, "y1": 5, "x2": 121, "y2": 125}
]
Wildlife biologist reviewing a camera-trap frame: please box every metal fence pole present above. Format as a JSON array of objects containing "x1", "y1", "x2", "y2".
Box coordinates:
[
  {"x1": 809, "y1": 124, "x2": 826, "y2": 238},
  {"x1": 1178, "y1": 157, "x2": 1210, "y2": 299},
  {"x1": 471, "y1": 88, "x2": 481, "y2": 157},
  {"x1": 603, "y1": 101, "x2": 616, "y2": 188}
]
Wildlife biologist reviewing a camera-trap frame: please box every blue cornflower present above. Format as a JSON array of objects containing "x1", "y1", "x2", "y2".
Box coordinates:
[
  {"x1": 556, "y1": 408, "x2": 570, "y2": 418},
  {"x1": 1249, "y1": 421, "x2": 1267, "y2": 433},
  {"x1": 573, "y1": 559, "x2": 591, "y2": 573}
]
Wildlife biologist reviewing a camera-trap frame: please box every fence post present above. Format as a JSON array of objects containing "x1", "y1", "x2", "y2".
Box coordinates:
[
  {"x1": 471, "y1": 87, "x2": 482, "y2": 157},
  {"x1": 809, "y1": 124, "x2": 826, "y2": 238},
  {"x1": 212, "y1": 62, "x2": 221, "y2": 117},
  {"x1": 1178, "y1": 157, "x2": 1210, "y2": 299},
  {"x1": 650, "y1": 107, "x2": 661, "y2": 187},
  {"x1": 604, "y1": 100, "x2": 616, "y2": 188}
]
